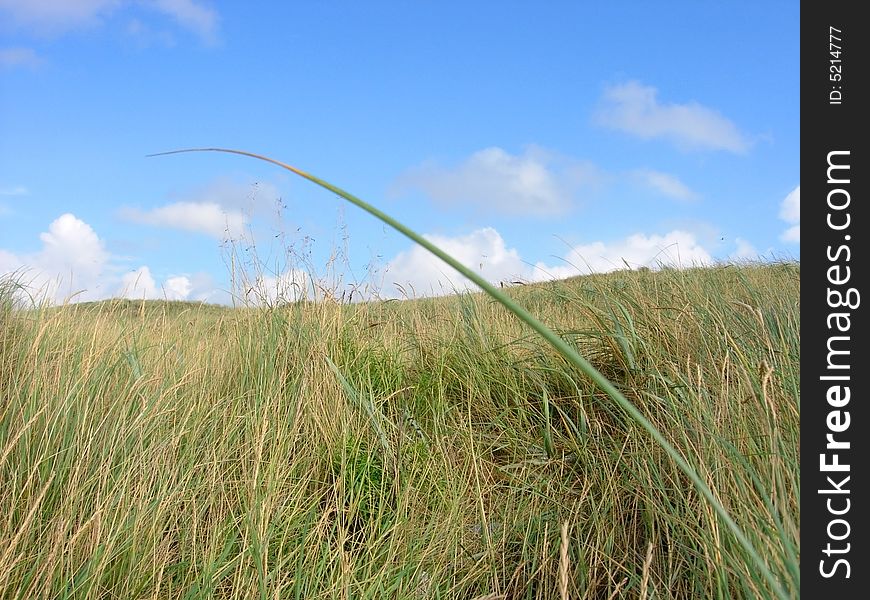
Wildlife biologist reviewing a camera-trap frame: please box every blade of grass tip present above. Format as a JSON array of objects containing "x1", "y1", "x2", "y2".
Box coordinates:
[
  {"x1": 148, "y1": 147, "x2": 789, "y2": 599},
  {"x1": 324, "y1": 355, "x2": 391, "y2": 458}
]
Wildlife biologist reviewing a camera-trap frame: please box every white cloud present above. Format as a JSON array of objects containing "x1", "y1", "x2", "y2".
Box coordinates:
[
  {"x1": 120, "y1": 177, "x2": 283, "y2": 239},
  {"x1": 164, "y1": 275, "x2": 193, "y2": 299},
  {"x1": 383, "y1": 228, "x2": 527, "y2": 298},
  {"x1": 38, "y1": 213, "x2": 111, "y2": 281},
  {"x1": 595, "y1": 81, "x2": 751, "y2": 153},
  {"x1": 378, "y1": 227, "x2": 716, "y2": 298},
  {"x1": 1, "y1": 213, "x2": 111, "y2": 302},
  {"x1": 0, "y1": 0, "x2": 120, "y2": 33},
  {"x1": 120, "y1": 265, "x2": 158, "y2": 299},
  {"x1": 0, "y1": 213, "x2": 221, "y2": 304},
  {"x1": 125, "y1": 17, "x2": 176, "y2": 47},
  {"x1": 779, "y1": 186, "x2": 800, "y2": 222},
  {"x1": 0, "y1": 47, "x2": 43, "y2": 69},
  {"x1": 119, "y1": 267, "x2": 196, "y2": 300},
  {"x1": 778, "y1": 186, "x2": 799, "y2": 243},
  {"x1": 631, "y1": 168, "x2": 697, "y2": 201},
  {"x1": 0, "y1": 185, "x2": 30, "y2": 196},
  {"x1": 781, "y1": 226, "x2": 799, "y2": 243},
  {"x1": 121, "y1": 202, "x2": 247, "y2": 239},
  {"x1": 0, "y1": 249, "x2": 22, "y2": 275},
  {"x1": 730, "y1": 237, "x2": 758, "y2": 261},
  {"x1": 0, "y1": 0, "x2": 218, "y2": 43},
  {"x1": 532, "y1": 230, "x2": 713, "y2": 279},
  {"x1": 0, "y1": 186, "x2": 28, "y2": 216},
  {"x1": 395, "y1": 146, "x2": 600, "y2": 216},
  {"x1": 150, "y1": 0, "x2": 218, "y2": 44}
]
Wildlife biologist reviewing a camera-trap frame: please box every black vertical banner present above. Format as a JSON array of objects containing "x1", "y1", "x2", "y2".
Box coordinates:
[{"x1": 803, "y1": 1, "x2": 867, "y2": 597}]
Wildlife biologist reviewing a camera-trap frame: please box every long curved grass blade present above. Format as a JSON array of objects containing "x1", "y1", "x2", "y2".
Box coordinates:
[{"x1": 148, "y1": 147, "x2": 790, "y2": 598}]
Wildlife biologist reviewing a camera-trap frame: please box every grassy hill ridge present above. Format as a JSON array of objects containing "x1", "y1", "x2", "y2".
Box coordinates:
[{"x1": 0, "y1": 263, "x2": 800, "y2": 599}]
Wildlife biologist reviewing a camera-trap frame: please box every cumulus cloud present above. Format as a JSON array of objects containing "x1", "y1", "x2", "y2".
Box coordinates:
[
  {"x1": 631, "y1": 168, "x2": 698, "y2": 201},
  {"x1": 38, "y1": 213, "x2": 112, "y2": 281},
  {"x1": 595, "y1": 81, "x2": 751, "y2": 153},
  {"x1": 120, "y1": 177, "x2": 283, "y2": 239},
  {"x1": 0, "y1": 47, "x2": 43, "y2": 69},
  {"x1": 150, "y1": 0, "x2": 218, "y2": 44},
  {"x1": 0, "y1": 213, "x2": 220, "y2": 304},
  {"x1": 780, "y1": 226, "x2": 799, "y2": 243},
  {"x1": 120, "y1": 265, "x2": 158, "y2": 299},
  {"x1": 119, "y1": 266, "x2": 198, "y2": 300},
  {"x1": 121, "y1": 202, "x2": 247, "y2": 239},
  {"x1": 0, "y1": 249, "x2": 20, "y2": 274},
  {"x1": 164, "y1": 274, "x2": 193, "y2": 299},
  {"x1": 0, "y1": 0, "x2": 218, "y2": 43},
  {"x1": 778, "y1": 186, "x2": 799, "y2": 243},
  {"x1": 730, "y1": 237, "x2": 758, "y2": 261},
  {"x1": 395, "y1": 146, "x2": 601, "y2": 216},
  {"x1": 383, "y1": 228, "x2": 527, "y2": 298},
  {"x1": 532, "y1": 230, "x2": 713, "y2": 279},
  {"x1": 0, "y1": 213, "x2": 111, "y2": 302},
  {"x1": 378, "y1": 227, "x2": 716, "y2": 298}
]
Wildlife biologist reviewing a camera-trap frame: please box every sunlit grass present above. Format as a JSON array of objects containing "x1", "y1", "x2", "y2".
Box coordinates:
[{"x1": 1, "y1": 260, "x2": 799, "y2": 598}]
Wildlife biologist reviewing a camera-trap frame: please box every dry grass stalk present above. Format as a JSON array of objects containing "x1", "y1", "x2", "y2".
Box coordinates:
[{"x1": 559, "y1": 521, "x2": 570, "y2": 600}]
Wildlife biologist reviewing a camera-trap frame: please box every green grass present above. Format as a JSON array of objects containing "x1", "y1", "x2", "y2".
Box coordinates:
[{"x1": 0, "y1": 262, "x2": 799, "y2": 599}]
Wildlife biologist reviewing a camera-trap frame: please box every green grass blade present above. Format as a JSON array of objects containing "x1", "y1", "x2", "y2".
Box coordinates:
[{"x1": 325, "y1": 355, "x2": 391, "y2": 457}]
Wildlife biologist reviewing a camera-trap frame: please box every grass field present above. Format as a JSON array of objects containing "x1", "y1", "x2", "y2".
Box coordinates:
[{"x1": 0, "y1": 263, "x2": 799, "y2": 599}]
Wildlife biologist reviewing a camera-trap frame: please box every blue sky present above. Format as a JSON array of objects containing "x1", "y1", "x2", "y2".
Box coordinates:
[{"x1": 0, "y1": 1, "x2": 799, "y2": 304}]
